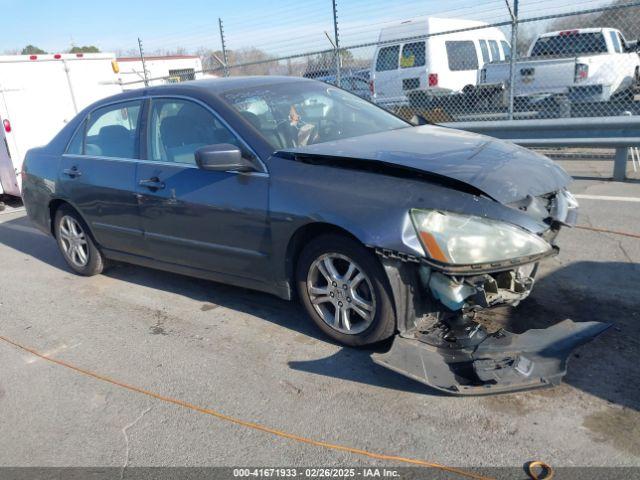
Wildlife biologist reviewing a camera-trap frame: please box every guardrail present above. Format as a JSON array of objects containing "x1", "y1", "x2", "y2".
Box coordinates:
[{"x1": 441, "y1": 116, "x2": 640, "y2": 181}]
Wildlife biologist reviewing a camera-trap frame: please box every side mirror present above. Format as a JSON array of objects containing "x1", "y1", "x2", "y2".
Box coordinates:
[
  {"x1": 195, "y1": 144, "x2": 255, "y2": 172},
  {"x1": 410, "y1": 114, "x2": 431, "y2": 126},
  {"x1": 624, "y1": 39, "x2": 639, "y2": 53}
]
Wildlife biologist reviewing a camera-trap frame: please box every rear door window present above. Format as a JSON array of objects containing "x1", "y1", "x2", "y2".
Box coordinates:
[
  {"x1": 445, "y1": 41, "x2": 479, "y2": 71},
  {"x1": 84, "y1": 101, "x2": 142, "y2": 159},
  {"x1": 376, "y1": 45, "x2": 400, "y2": 71},
  {"x1": 479, "y1": 40, "x2": 490, "y2": 64},
  {"x1": 489, "y1": 40, "x2": 501, "y2": 61},
  {"x1": 400, "y1": 42, "x2": 425, "y2": 68}
]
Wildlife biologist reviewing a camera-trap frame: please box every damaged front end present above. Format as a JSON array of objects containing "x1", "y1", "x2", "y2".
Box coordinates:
[{"x1": 372, "y1": 192, "x2": 610, "y2": 395}]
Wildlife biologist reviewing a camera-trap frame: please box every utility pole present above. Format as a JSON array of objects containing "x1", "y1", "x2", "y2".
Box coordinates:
[
  {"x1": 137, "y1": 37, "x2": 149, "y2": 87},
  {"x1": 218, "y1": 18, "x2": 229, "y2": 77},
  {"x1": 331, "y1": 0, "x2": 341, "y2": 87},
  {"x1": 507, "y1": 0, "x2": 519, "y2": 120}
]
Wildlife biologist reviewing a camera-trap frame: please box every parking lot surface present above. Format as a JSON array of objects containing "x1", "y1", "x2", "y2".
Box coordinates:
[{"x1": 0, "y1": 167, "x2": 639, "y2": 473}]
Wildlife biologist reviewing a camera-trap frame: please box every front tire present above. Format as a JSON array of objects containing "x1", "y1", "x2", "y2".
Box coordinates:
[
  {"x1": 296, "y1": 234, "x2": 396, "y2": 346},
  {"x1": 54, "y1": 205, "x2": 105, "y2": 276}
]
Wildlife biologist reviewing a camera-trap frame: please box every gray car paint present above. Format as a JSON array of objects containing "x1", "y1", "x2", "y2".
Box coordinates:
[
  {"x1": 280, "y1": 124, "x2": 572, "y2": 205},
  {"x1": 22, "y1": 76, "x2": 568, "y2": 301}
]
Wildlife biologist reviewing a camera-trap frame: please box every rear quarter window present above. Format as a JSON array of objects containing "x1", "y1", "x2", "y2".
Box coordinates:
[
  {"x1": 65, "y1": 120, "x2": 86, "y2": 155},
  {"x1": 445, "y1": 41, "x2": 479, "y2": 71},
  {"x1": 376, "y1": 45, "x2": 400, "y2": 71}
]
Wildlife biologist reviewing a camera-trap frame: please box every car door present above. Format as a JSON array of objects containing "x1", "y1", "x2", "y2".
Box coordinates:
[
  {"x1": 135, "y1": 96, "x2": 271, "y2": 284},
  {"x1": 59, "y1": 99, "x2": 146, "y2": 255}
]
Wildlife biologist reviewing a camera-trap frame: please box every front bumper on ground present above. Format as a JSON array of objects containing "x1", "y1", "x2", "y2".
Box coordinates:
[
  {"x1": 373, "y1": 319, "x2": 610, "y2": 395},
  {"x1": 377, "y1": 252, "x2": 610, "y2": 395}
]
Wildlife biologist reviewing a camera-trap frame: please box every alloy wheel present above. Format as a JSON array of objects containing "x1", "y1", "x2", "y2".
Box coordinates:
[
  {"x1": 59, "y1": 215, "x2": 89, "y2": 268},
  {"x1": 306, "y1": 253, "x2": 376, "y2": 335}
]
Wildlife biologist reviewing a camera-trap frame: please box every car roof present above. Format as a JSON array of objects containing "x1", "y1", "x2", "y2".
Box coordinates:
[{"x1": 102, "y1": 75, "x2": 315, "y2": 106}]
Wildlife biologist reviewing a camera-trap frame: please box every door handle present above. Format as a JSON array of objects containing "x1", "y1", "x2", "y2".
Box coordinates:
[
  {"x1": 63, "y1": 166, "x2": 82, "y2": 178},
  {"x1": 138, "y1": 177, "x2": 165, "y2": 190}
]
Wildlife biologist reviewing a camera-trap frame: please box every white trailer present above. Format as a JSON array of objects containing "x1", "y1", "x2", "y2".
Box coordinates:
[
  {"x1": 0, "y1": 53, "x2": 122, "y2": 197},
  {"x1": 116, "y1": 55, "x2": 204, "y2": 90}
]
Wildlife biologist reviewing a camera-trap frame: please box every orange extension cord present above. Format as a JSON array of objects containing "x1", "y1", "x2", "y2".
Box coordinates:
[{"x1": 576, "y1": 224, "x2": 640, "y2": 239}]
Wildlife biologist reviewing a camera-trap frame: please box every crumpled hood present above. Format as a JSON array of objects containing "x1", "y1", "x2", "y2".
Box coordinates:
[{"x1": 280, "y1": 125, "x2": 572, "y2": 204}]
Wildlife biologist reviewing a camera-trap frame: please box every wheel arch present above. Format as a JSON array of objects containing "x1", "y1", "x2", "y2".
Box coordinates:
[
  {"x1": 284, "y1": 222, "x2": 369, "y2": 294},
  {"x1": 48, "y1": 198, "x2": 97, "y2": 244}
]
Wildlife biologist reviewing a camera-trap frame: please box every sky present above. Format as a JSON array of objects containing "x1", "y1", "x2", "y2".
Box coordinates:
[{"x1": 0, "y1": 0, "x2": 615, "y2": 57}]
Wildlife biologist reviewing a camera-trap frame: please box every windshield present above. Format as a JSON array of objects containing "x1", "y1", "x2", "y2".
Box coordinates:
[
  {"x1": 530, "y1": 32, "x2": 608, "y2": 57},
  {"x1": 222, "y1": 81, "x2": 409, "y2": 149}
]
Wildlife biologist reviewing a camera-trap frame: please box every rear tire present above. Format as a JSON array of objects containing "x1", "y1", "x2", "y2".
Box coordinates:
[
  {"x1": 54, "y1": 205, "x2": 105, "y2": 276},
  {"x1": 296, "y1": 234, "x2": 396, "y2": 346}
]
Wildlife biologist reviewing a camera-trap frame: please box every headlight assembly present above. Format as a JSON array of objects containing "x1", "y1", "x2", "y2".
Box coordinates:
[{"x1": 410, "y1": 209, "x2": 552, "y2": 266}]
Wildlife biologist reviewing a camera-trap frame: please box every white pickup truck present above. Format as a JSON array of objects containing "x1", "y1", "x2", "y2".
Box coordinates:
[{"x1": 479, "y1": 28, "x2": 640, "y2": 104}]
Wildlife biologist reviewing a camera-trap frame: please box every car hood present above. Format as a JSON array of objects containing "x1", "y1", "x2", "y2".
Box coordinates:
[{"x1": 280, "y1": 125, "x2": 572, "y2": 204}]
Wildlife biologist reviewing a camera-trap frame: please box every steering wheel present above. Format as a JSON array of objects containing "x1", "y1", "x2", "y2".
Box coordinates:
[{"x1": 319, "y1": 118, "x2": 343, "y2": 140}]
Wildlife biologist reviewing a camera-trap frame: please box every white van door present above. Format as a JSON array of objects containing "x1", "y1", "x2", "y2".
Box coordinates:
[
  {"x1": 440, "y1": 39, "x2": 481, "y2": 92},
  {"x1": 0, "y1": 120, "x2": 19, "y2": 196},
  {"x1": 64, "y1": 56, "x2": 122, "y2": 112},
  {"x1": 372, "y1": 45, "x2": 402, "y2": 107}
]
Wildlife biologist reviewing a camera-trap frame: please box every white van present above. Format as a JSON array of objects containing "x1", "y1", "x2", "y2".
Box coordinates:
[
  {"x1": 0, "y1": 53, "x2": 122, "y2": 196},
  {"x1": 371, "y1": 17, "x2": 510, "y2": 109}
]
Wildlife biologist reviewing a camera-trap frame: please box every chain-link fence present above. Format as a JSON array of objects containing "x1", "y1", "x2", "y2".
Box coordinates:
[{"x1": 129, "y1": 0, "x2": 640, "y2": 123}]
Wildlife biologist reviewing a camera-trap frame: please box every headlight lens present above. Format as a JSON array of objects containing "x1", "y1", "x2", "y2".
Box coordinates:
[{"x1": 410, "y1": 209, "x2": 552, "y2": 265}]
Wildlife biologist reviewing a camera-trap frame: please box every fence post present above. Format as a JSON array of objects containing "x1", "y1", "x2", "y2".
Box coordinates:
[
  {"x1": 507, "y1": 0, "x2": 519, "y2": 120},
  {"x1": 613, "y1": 147, "x2": 629, "y2": 181},
  {"x1": 331, "y1": 0, "x2": 341, "y2": 87},
  {"x1": 218, "y1": 18, "x2": 229, "y2": 77},
  {"x1": 137, "y1": 37, "x2": 149, "y2": 87}
]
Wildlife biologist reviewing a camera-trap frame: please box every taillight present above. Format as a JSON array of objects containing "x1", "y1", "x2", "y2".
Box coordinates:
[
  {"x1": 428, "y1": 73, "x2": 438, "y2": 87},
  {"x1": 480, "y1": 68, "x2": 487, "y2": 83},
  {"x1": 76, "y1": 53, "x2": 84, "y2": 58},
  {"x1": 575, "y1": 63, "x2": 589, "y2": 82},
  {"x1": 2, "y1": 119, "x2": 11, "y2": 133},
  {"x1": 29, "y1": 55, "x2": 37, "y2": 61},
  {"x1": 369, "y1": 80, "x2": 374, "y2": 95},
  {"x1": 54, "y1": 54, "x2": 62, "y2": 59}
]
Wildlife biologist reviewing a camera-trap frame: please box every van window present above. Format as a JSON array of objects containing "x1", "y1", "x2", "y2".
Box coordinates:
[
  {"x1": 376, "y1": 45, "x2": 400, "y2": 71},
  {"x1": 479, "y1": 40, "x2": 490, "y2": 64},
  {"x1": 489, "y1": 40, "x2": 501, "y2": 61},
  {"x1": 609, "y1": 31, "x2": 622, "y2": 53},
  {"x1": 401, "y1": 42, "x2": 425, "y2": 68},
  {"x1": 445, "y1": 41, "x2": 479, "y2": 71},
  {"x1": 84, "y1": 101, "x2": 142, "y2": 159},
  {"x1": 501, "y1": 40, "x2": 512, "y2": 59}
]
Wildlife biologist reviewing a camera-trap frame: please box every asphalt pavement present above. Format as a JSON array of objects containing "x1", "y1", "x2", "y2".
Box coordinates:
[{"x1": 0, "y1": 168, "x2": 638, "y2": 475}]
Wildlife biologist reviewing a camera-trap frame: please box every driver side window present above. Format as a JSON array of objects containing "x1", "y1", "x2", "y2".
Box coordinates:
[{"x1": 147, "y1": 98, "x2": 241, "y2": 165}]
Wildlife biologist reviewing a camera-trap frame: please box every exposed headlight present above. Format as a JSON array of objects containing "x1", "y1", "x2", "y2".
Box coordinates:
[{"x1": 410, "y1": 209, "x2": 552, "y2": 266}]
